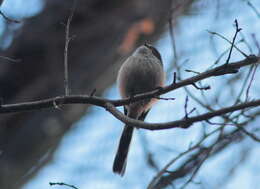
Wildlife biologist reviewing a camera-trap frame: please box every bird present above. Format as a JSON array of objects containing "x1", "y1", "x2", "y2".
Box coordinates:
[{"x1": 113, "y1": 44, "x2": 165, "y2": 176}]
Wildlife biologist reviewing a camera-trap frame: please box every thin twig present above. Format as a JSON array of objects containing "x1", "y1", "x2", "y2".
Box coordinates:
[
  {"x1": 148, "y1": 113, "x2": 260, "y2": 188},
  {"x1": 49, "y1": 182, "x2": 78, "y2": 189},
  {"x1": 185, "y1": 69, "x2": 200, "y2": 74},
  {"x1": 188, "y1": 107, "x2": 196, "y2": 116},
  {"x1": 180, "y1": 148, "x2": 211, "y2": 189},
  {"x1": 245, "y1": 65, "x2": 258, "y2": 101},
  {"x1": 236, "y1": 126, "x2": 260, "y2": 142},
  {"x1": 184, "y1": 96, "x2": 189, "y2": 118},
  {"x1": 64, "y1": 0, "x2": 77, "y2": 96},
  {"x1": 247, "y1": 1, "x2": 260, "y2": 18},
  {"x1": 90, "y1": 88, "x2": 97, "y2": 96},
  {"x1": 168, "y1": 16, "x2": 178, "y2": 62},
  {"x1": 155, "y1": 96, "x2": 175, "y2": 101},
  {"x1": 225, "y1": 19, "x2": 242, "y2": 64},
  {"x1": 251, "y1": 34, "x2": 260, "y2": 55},
  {"x1": 191, "y1": 83, "x2": 210, "y2": 90},
  {"x1": 0, "y1": 10, "x2": 20, "y2": 23},
  {"x1": 205, "y1": 120, "x2": 235, "y2": 126},
  {"x1": 233, "y1": 66, "x2": 254, "y2": 105},
  {"x1": 173, "y1": 72, "x2": 177, "y2": 84},
  {"x1": 0, "y1": 55, "x2": 21, "y2": 63},
  {"x1": 147, "y1": 128, "x2": 221, "y2": 189},
  {"x1": 207, "y1": 30, "x2": 247, "y2": 58},
  {"x1": 239, "y1": 32, "x2": 253, "y2": 54}
]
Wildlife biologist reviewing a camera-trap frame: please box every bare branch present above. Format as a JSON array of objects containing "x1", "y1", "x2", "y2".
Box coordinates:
[
  {"x1": 180, "y1": 148, "x2": 211, "y2": 189},
  {"x1": 184, "y1": 96, "x2": 189, "y2": 118},
  {"x1": 246, "y1": 1, "x2": 260, "y2": 18},
  {"x1": 236, "y1": 126, "x2": 260, "y2": 142},
  {"x1": 191, "y1": 83, "x2": 210, "y2": 90},
  {"x1": 148, "y1": 125, "x2": 248, "y2": 189},
  {"x1": 0, "y1": 55, "x2": 257, "y2": 132},
  {"x1": 225, "y1": 19, "x2": 242, "y2": 64},
  {"x1": 90, "y1": 88, "x2": 97, "y2": 97},
  {"x1": 207, "y1": 30, "x2": 248, "y2": 58},
  {"x1": 147, "y1": 128, "x2": 221, "y2": 189},
  {"x1": 173, "y1": 72, "x2": 177, "y2": 84},
  {"x1": 0, "y1": 55, "x2": 21, "y2": 63},
  {"x1": 155, "y1": 96, "x2": 175, "y2": 101},
  {"x1": 0, "y1": 10, "x2": 20, "y2": 23},
  {"x1": 185, "y1": 69, "x2": 200, "y2": 74},
  {"x1": 251, "y1": 33, "x2": 260, "y2": 55},
  {"x1": 0, "y1": 55, "x2": 257, "y2": 110},
  {"x1": 49, "y1": 182, "x2": 78, "y2": 189},
  {"x1": 168, "y1": 16, "x2": 178, "y2": 62},
  {"x1": 245, "y1": 65, "x2": 258, "y2": 101},
  {"x1": 64, "y1": 0, "x2": 77, "y2": 96},
  {"x1": 105, "y1": 99, "x2": 260, "y2": 130}
]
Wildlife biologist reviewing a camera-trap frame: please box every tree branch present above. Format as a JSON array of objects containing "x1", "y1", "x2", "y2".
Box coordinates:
[
  {"x1": 64, "y1": 0, "x2": 77, "y2": 96},
  {"x1": 105, "y1": 99, "x2": 260, "y2": 130},
  {"x1": 0, "y1": 10, "x2": 20, "y2": 23},
  {"x1": 225, "y1": 19, "x2": 242, "y2": 64},
  {"x1": 0, "y1": 55, "x2": 258, "y2": 131},
  {"x1": 50, "y1": 182, "x2": 78, "y2": 189}
]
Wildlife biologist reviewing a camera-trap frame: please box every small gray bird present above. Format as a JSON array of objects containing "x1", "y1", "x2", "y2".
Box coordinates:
[{"x1": 113, "y1": 44, "x2": 165, "y2": 176}]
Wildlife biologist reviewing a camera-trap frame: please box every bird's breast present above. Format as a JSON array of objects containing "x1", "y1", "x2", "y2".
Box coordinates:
[{"x1": 117, "y1": 56, "x2": 164, "y2": 98}]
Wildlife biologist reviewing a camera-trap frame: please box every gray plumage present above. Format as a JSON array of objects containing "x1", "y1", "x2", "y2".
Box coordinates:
[{"x1": 113, "y1": 44, "x2": 164, "y2": 176}]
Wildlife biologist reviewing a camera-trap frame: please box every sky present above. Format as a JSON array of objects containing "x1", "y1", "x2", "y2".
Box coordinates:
[{"x1": 1, "y1": 0, "x2": 260, "y2": 189}]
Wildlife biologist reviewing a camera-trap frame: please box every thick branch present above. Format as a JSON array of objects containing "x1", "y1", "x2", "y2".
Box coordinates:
[
  {"x1": 105, "y1": 99, "x2": 260, "y2": 130},
  {"x1": 0, "y1": 55, "x2": 258, "y2": 114},
  {"x1": 0, "y1": 56, "x2": 259, "y2": 130}
]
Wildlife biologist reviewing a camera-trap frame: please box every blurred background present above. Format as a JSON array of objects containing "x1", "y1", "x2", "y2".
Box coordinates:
[{"x1": 0, "y1": 0, "x2": 259, "y2": 189}]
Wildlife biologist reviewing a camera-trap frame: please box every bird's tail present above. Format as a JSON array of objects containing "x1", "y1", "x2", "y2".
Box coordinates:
[{"x1": 113, "y1": 125, "x2": 134, "y2": 176}]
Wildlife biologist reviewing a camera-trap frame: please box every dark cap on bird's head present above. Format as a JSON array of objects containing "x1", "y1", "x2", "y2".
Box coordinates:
[
  {"x1": 133, "y1": 43, "x2": 162, "y2": 63},
  {"x1": 144, "y1": 43, "x2": 162, "y2": 62}
]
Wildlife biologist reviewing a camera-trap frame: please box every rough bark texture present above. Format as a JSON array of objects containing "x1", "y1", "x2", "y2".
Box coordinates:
[{"x1": 0, "y1": 0, "x2": 193, "y2": 188}]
